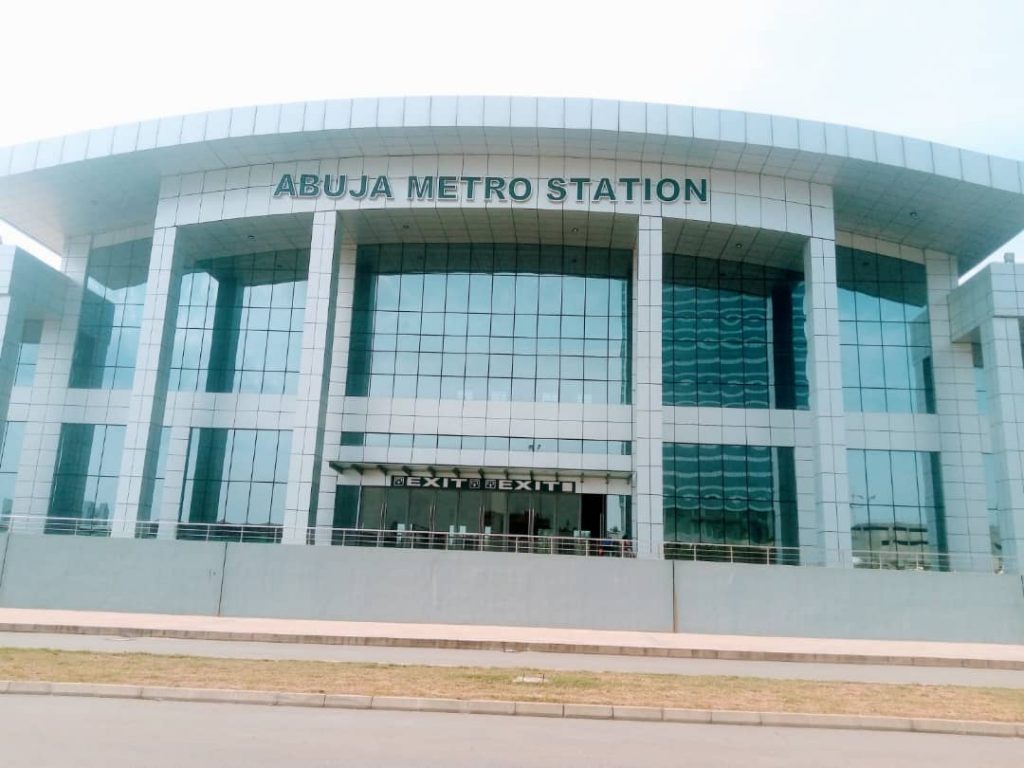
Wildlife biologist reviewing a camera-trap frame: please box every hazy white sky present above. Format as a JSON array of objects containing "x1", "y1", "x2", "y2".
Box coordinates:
[{"x1": 2, "y1": 0, "x2": 1022, "y2": 265}]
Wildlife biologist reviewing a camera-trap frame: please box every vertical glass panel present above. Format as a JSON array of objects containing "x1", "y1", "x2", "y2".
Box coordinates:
[
  {"x1": 70, "y1": 239, "x2": 151, "y2": 390},
  {"x1": 169, "y1": 250, "x2": 309, "y2": 395},
  {"x1": 345, "y1": 243, "x2": 631, "y2": 405},
  {"x1": 836, "y1": 248, "x2": 933, "y2": 413}
]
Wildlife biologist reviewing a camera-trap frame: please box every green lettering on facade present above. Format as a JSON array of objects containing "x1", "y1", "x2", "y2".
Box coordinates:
[
  {"x1": 685, "y1": 178, "x2": 708, "y2": 202},
  {"x1": 547, "y1": 178, "x2": 567, "y2": 202},
  {"x1": 349, "y1": 175, "x2": 369, "y2": 199},
  {"x1": 369, "y1": 176, "x2": 393, "y2": 200},
  {"x1": 593, "y1": 177, "x2": 616, "y2": 202},
  {"x1": 298, "y1": 174, "x2": 320, "y2": 197},
  {"x1": 618, "y1": 177, "x2": 639, "y2": 201},
  {"x1": 569, "y1": 178, "x2": 591, "y2": 202},
  {"x1": 273, "y1": 174, "x2": 296, "y2": 197},
  {"x1": 508, "y1": 177, "x2": 532, "y2": 201},
  {"x1": 437, "y1": 176, "x2": 458, "y2": 200},
  {"x1": 463, "y1": 176, "x2": 481, "y2": 201},
  {"x1": 656, "y1": 178, "x2": 680, "y2": 202},
  {"x1": 408, "y1": 176, "x2": 434, "y2": 200},
  {"x1": 485, "y1": 177, "x2": 506, "y2": 201}
]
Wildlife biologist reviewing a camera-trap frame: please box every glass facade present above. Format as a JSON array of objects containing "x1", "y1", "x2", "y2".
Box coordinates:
[
  {"x1": 13, "y1": 320, "x2": 42, "y2": 387},
  {"x1": 178, "y1": 427, "x2": 291, "y2": 541},
  {"x1": 837, "y1": 247, "x2": 933, "y2": 413},
  {"x1": 70, "y1": 239, "x2": 150, "y2": 390},
  {"x1": 0, "y1": 421, "x2": 24, "y2": 526},
  {"x1": 983, "y1": 454, "x2": 1003, "y2": 569},
  {"x1": 662, "y1": 443, "x2": 798, "y2": 560},
  {"x1": 334, "y1": 484, "x2": 630, "y2": 552},
  {"x1": 136, "y1": 428, "x2": 170, "y2": 538},
  {"x1": 169, "y1": 250, "x2": 308, "y2": 395},
  {"x1": 345, "y1": 243, "x2": 631, "y2": 404},
  {"x1": 848, "y1": 449, "x2": 946, "y2": 568},
  {"x1": 663, "y1": 254, "x2": 808, "y2": 409},
  {"x1": 47, "y1": 423, "x2": 126, "y2": 533},
  {"x1": 340, "y1": 431, "x2": 631, "y2": 456}
]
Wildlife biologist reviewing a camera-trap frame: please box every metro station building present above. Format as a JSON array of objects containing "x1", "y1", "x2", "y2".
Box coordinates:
[{"x1": 1, "y1": 97, "x2": 1023, "y2": 574}]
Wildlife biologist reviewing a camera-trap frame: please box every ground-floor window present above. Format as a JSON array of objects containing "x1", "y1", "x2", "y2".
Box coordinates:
[
  {"x1": 662, "y1": 443, "x2": 798, "y2": 563},
  {"x1": 333, "y1": 485, "x2": 630, "y2": 554},
  {"x1": 177, "y1": 428, "x2": 291, "y2": 542},
  {"x1": 46, "y1": 423, "x2": 125, "y2": 534},
  {"x1": 847, "y1": 449, "x2": 946, "y2": 569}
]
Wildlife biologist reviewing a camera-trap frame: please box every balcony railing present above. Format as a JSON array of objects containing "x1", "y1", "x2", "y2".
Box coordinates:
[{"x1": 0, "y1": 514, "x2": 1011, "y2": 572}]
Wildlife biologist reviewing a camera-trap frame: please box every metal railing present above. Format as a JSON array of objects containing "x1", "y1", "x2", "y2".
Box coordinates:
[
  {"x1": 662, "y1": 539, "x2": 1011, "y2": 574},
  {"x1": 0, "y1": 514, "x2": 1012, "y2": 572}
]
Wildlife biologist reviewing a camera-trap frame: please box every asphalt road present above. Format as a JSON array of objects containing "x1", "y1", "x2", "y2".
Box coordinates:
[
  {"x1": 0, "y1": 695, "x2": 1020, "y2": 768},
  {"x1": 2, "y1": 631, "x2": 1022, "y2": 688}
]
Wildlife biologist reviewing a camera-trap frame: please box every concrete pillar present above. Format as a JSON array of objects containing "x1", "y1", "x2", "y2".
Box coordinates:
[
  {"x1": 979, "y1": 316, "x2": 1024, "y2": 573},
  {"x1": 631, "y1": 215, "x2": 664, "y2": 559},
  {"x1": 314, "y1": 232, "x2": 358, "y2": 540},
  {"x1": 112, "y1": 227, "x2": 180, "y2": 537},
  {"x1": 924, "y1": 250, "x2": 990, "y2": 571},
  {"x1": 13, "y1": 236, "x2": 91, "y2": 523},
  {"x1": 282, "y1": 212, "x2": 340, "y2": 544},
  {"x1": 802, "y1": 237, "x2": 851, "y2": 566}
]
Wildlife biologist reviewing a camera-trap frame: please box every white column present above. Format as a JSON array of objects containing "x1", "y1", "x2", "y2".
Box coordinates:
[
  {"x1": 924, "y1": 250, "x2": 990, "y2": 571},
  {"x1": 13, "y1": 236, "x2": 91, "y2": 522},
  {"x1": 314, "y1": 233, "x2": 358, "y2": 538},
  {"x1": 802, "y1": 237, "x2": 851, "y2": 566},
  {"x1": 631, "y1": 215, "x2": 664, "y2": 559},
  {"x1": 980, "y1": 316, "x2": 1024, "y2": 573},
  {"x1": 112, "y1": 227, "x2": 179, "y2": 537},
  {"x1": 282, "y1": 212, "x2": 339, "y2": 544}
]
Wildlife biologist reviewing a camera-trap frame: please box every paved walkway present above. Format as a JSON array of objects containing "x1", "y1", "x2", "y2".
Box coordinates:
[
  {"x1": 5, "y1": 631, "x2": 1023, "y2": 687},
  {"x1": 1, "y1": 607, "x2": 1022, "y2": 669}
]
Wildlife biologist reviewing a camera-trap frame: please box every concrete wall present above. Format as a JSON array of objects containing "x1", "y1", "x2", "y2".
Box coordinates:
[
  {"x1": 220, "y1": 544, "x2": 673, "y2": 631},
  {"x1": 0, "y1": 534, "x2": 225, "y2": 616},
  {"x1": 673, "y1": 561, "x2": 1024, "y2": 644},
  {"x1": 0, "y1": 533, "x2": 1022, "y2": 643}
]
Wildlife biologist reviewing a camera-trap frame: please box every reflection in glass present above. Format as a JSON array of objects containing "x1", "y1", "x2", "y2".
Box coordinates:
[
  {"x1": 47, "y1": 423, "x2": 126, "y2": 532},
  {"x1": 837, "y1": 248, "x2": 933, "y2": 413},
  {"x1": 70, "y1": 239, "x2": 151, "y2": 390},
  {"x1": 346, "y1": 243, "x2": 631, "y2": 404},
  {"x1": 662, "y1": 254, "x2": 808, "y2": 409}
]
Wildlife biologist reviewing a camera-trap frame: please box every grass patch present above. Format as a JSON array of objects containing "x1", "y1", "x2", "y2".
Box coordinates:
[{"x1": 1, "y1": 647, "x2": 1022, "y2": 722}]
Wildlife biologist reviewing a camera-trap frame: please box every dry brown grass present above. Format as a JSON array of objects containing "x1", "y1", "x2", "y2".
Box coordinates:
[{"x1": 1, "y1": 648, "x2": 1022, "y2": 722}]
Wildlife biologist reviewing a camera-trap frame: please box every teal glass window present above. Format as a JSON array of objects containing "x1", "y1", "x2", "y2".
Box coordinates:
[
  {"x1": 136, "y1": 428, "x2": 170, "y2": 539},
  {"x1": 70, "y1": 239, "x2": 150, "y2": 389},
  {"x1": 47, "y1": 423, "x2": 126, "y2": 533},
  {"x1": 14, "y1": 320, "x2": 42, "y2": 387},
  {"x1": 0, "y1": 421, "x2": 24, "y2": 526},
  {"x1": 662, "y1": 443, "x2": 798, "y2": 560},
  {"x1": 345, "y1": 243, "x2": 631, "y2": 404},
  {"x1": 837, "y1": 248, "x2": 933, "y2": 413},
  {"x1": 663, "y1": 254, "x2": 808, "y2": 409},
  {"x1": 972, "y1": 343, "x2": 987, "y2": 416},
  {"x1": 847, "y1": 449, "x2": 946, "y2": 568},
  {"x1": 178, "y1": 428, "x2": 291, "y2": 541},
  {"x1": 169, "y1": 250, "x2": 308, "y2": 395}
]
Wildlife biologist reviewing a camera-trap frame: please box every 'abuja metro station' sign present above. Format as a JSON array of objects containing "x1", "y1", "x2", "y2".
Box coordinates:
[{"x1": 274, "y1": 174, "x2": 708, "y2": 204}]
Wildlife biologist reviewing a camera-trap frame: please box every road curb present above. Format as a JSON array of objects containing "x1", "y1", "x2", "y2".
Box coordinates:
[
  {"x1": 1, "y1": 621, "x2": 1020, "y2": 671},
  {"x1": 1, "y1": 680, "x2": 1020, "y2": 738}
]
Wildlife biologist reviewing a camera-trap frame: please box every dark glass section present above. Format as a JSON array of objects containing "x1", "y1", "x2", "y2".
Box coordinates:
[
  {"x1": 847, "y1": 449, "x2": 946, "y2": 568},
  {"x1": 135, "y1": 428, "x2": 170, "y2": 539},
  {"x1": 0, "y1": 421, "x2": 25, "y2": 527},
  {"x1": 339, "y1": 431, "x2": 631, "y2": 455},
  {"x1": 178, "y1": 428, "x2": 291, "y2": 542},
  {"x1": 837, "y1": 247, "x2": 933, "y2": 413},
  {"x1": 70, "y1": 239, "x2": 150, "y2": 389},
  {"x1": 46, "y1": 423, "x2": 125, "y2": 534},
  {"x1": 169, "y1": 250, "x2": 308, "y2": 395},
  {"x1": 662, "y1": 442, "x2": 798, "y2": 562},
  {"x1": 972, "y1": 342, "x2": 988, "y2": 416},
  {"x1": 982, "y1": 454, "x2": 1003, "y2": 570},
  {"x1": 662, "y1": 254, "x2": 808, "y2": 409},
  {"x1": 345, "y1": 243, "x2": 631, "y2": 404},
  {"x1": 14, "y1": 320, "x2": 42, "y2": 387}
]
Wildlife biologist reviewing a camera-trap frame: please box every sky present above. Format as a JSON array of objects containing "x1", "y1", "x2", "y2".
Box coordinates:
[{"x1": 1, "y1": 0, "x2": 1023, "y2": 268}]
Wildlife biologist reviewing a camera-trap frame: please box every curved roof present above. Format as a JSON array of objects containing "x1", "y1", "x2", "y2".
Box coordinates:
[{"x1": 1, "y1": 97, "x2": 1022, "y2": 273}]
